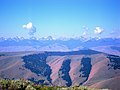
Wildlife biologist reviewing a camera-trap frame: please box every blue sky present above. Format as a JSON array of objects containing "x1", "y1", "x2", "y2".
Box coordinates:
[{"x1": 0, "y1": 0, "x2": 120, "y2": 38}]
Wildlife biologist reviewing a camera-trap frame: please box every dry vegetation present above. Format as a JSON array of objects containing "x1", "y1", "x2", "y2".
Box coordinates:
[{"x1": 0, "y1": 79, "x2": 109, "y2": 90}]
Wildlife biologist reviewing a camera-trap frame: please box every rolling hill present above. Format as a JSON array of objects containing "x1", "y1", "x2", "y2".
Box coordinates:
[{"x1": 0, "y1": 49, "x2": 120, "y2": 90}]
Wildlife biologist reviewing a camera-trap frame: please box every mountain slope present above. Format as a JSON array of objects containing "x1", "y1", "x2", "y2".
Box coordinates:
[{"x1": 0, "y1": 50, "x2": 120, "y2": 90}]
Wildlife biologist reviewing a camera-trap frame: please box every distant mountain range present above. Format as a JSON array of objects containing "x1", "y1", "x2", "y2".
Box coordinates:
[
  {"x1": 0, "y1": 37, "x2": 120, "y2": 56},
  {"x1": 0, "y1": 50, "x2": 120, "y2": 90}
]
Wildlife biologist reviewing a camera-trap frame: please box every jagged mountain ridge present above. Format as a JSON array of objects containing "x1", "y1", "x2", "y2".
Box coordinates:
[
  {"x1": 0, "y1": 37, "x2": 120, "y2": 55},
  {"x1": 0, "y1": 49, "x2": 120, "y2": 90}
]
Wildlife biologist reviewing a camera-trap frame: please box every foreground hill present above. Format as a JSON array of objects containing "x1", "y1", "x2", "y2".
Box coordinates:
[{"x1": 0, "y1": 49, "x2": 120, "y2": 90}]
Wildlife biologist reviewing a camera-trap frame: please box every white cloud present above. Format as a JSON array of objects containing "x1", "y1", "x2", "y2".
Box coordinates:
[
  {"x1": 82, "y1": 26, "x2": 89, "y2": 38},
  {"x1": 22, "y1": 22, "x2": 36, "y2": 35},
  {"x1": 83, "y1": 26, "x2": 88, "y2": 30},
  {"x1": 94, "y1": 27, "x2": 103, "y2": 34}
]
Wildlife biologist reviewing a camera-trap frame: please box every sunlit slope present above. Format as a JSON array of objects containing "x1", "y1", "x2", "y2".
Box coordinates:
[{"x1": 0, "y1": 50, "x2": 120, "y2": 90}]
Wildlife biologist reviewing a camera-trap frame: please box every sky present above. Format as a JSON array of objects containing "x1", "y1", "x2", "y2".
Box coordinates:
[{"x1": 0, "y1": 0, "x2": 120, "y2": 38}]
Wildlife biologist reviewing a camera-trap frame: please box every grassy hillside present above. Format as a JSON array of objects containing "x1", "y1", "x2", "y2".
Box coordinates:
[{"x1": 0, "y1": 50, "x2": 119, "y2": 89}]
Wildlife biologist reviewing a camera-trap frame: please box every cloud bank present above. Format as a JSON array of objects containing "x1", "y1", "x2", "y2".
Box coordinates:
[{"x1": 23, "y1": 22, "x2": 36, "y2": 35}]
